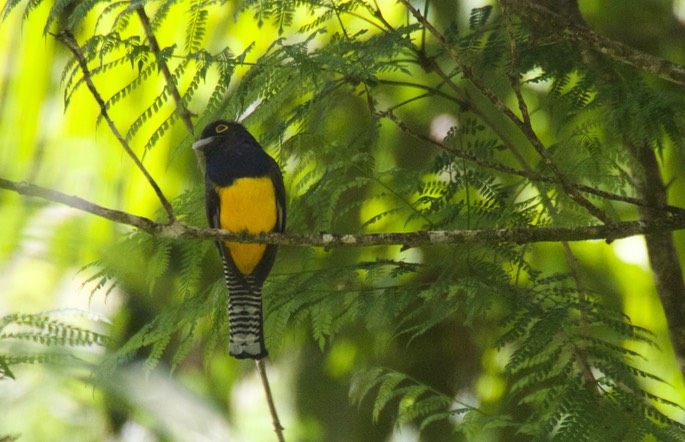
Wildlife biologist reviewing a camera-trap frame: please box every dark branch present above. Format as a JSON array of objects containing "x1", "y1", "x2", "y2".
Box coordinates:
[
  {"x1": 628, "y1": 142, "x2": 685, "y2": 357},
  {"x1": 501, "y1": 0, "x2": 685, "y2": 86},
  {"x1": 136, "y1": 7, "x2": 195, "y2": 133},
  {"x1": 52, "y1": 31, "x2": 176, "y2": 222}
]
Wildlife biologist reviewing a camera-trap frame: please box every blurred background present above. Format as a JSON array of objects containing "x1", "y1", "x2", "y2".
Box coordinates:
[{"x1": 2, "y1": 0, "x2": 685, "y2": 440}]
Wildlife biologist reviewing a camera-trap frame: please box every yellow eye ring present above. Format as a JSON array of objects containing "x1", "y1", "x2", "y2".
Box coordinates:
[{"x1": 216, "y1": 124, "x2": 229, "y2": 133}]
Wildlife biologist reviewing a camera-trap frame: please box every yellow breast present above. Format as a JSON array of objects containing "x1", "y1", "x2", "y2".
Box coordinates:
[{"x1": 217, "y1": 177, "x2": 277, "y2": 275}]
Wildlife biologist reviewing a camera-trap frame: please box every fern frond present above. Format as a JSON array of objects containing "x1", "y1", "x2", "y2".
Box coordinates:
[
  {"x1": 126, "y1": 86, "x2": 171, "y2": 141},
  {"x1": 43, "y1": 0, "x2": 73, "y2": 34},
  {"x1": 66, "y1": 0, "x2": 107, "y2": 30},
  {"x1": 101, "y1": 290, "x2": 212, "y2": 377},
  {"x1": 177, "y1": 240, "x2": 209, "y2": 299},
  {"x1": 97, "y1": 57, "x2": 158, "y2": 124},
  {"x1": 350, "y1": 366, "x2": 386, "y2": 407},
  {"x1": 203, "y1": 294, "x2": 225, "y2": 365},
  {"x1": 298, "y1": 8, "x2": 335, "y2": 34},
  {"x1": 469, "y1": 5, "x2": 494, "y2": 31},
  {"x1": 171, "y1": 323, "x2": 196, "y2": 373},
  {"x1": 311, "y1": 302, "x2": 333, "y2": 350},
  {"x1": 151, "y1": 0, "x2": 178, "y2": 31},
  {"x1": 371, "y1": 372, "x2": 405, "y2": 422},
  {"x1": 184, "y1": 0, "x2": 208, "y2": 54},
  {"x1": 144, "y1": 112, "x2": 178, "y2": 152},
  {"x1": 0, "y1": 311, "x2": 110, "y2": 379},
  {"x1": 0, "y1": 312, "x2": 109, "y2": 346},
  {"x1": 396, "y1": 386, "x2": 447, "y2": 423},
  {"x1": 94, "y1": 0, "x2": 128, "y2": 32},
  {"x1": 144, "y1": 334, "x2": 170, "y2": 373},
  {"x1": 65, "y1": 42, "x2": 142, "y2": 107},
  {"x1": 204, "y1": 47, "x2": 236, "y2": 113},
  {"x1": 125, "y1": 53, "x2": 188, "y2": 141},
  {"x1": 244, "y1": 0, "x2": 272, "y2": 28},
  {"x1": 0, "y1": 356, "x2": 14, "y2": 379},
  {"x1": 271, "y1": 0, "x2": 295, "y2": 34},
  {"x1": 2, "y1": 0, "x2": 26, "y2": 20},
  {"x1": 350, "y1": 368, "x2": 454, "y2": 429},
  {"x1": 21, "y1": 0, "x2": 43, "y2": 21},
  {"x1": 145, "y1": 238, "x2": 172, "y2": 294},
  {"x1": 111, "y1": 1, "x2": 143, "y2": 34}
]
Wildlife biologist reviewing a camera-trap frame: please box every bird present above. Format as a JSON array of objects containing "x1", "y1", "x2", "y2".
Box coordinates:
[{"x1": 193, "y1": 120, "x2": 286, "y2": 359}]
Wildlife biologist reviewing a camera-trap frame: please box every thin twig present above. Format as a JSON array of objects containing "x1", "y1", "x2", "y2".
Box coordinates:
[
  {"x1": 376, "y1": 76, "x2": 685, "y2": 215},
  {"x1": 503, "y1": 7, "x2": 599, "y2": 391},
  {"x1": 561, "y1": 242, "x2": 601, "y2": 393},
  {"x1": 52, "y1": 31, "x2": 176, "y2": 222},
  {"x1": 3, "y1": 177, "x2": 685, "y2": 248},
  {"x1": 256, "y1": 359, "x2": 285, "y2": 442}
]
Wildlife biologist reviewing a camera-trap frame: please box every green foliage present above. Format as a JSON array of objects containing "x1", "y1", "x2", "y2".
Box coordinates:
[
  {"x1": 350, "y1": 367, "x2": 459, "y2": 429},
  {"x1": 499, "y1": 273, "x2": 685, "y2": 440},
  {"x1": 0, "y1": 311, "x2": 109, "y2": 380},
  {"x1": 4, "y1": 0, "x2": 685, "y2": 440},
  {"x1": 84, "y1": 187, "x2": 218, "y2": 376}
]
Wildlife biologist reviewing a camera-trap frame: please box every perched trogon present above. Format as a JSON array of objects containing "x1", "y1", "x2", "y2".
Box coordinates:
[{"x1": 193, "y1": 120, "x2": 286, "y2": 359}]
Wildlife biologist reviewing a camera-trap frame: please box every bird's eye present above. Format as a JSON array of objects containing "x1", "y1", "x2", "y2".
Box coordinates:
[{"x1": 215, "y1": 124, "x2": 229, "y2": 133}]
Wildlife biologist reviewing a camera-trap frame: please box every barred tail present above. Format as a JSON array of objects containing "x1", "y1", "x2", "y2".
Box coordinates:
[{"x1": 225, "y1": 270, "x2": 267, "y2": 359}]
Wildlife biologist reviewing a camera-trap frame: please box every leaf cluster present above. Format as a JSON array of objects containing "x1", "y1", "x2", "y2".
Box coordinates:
[{"x1": 0, "y1": 311, "x2": 109, "y2": 380}]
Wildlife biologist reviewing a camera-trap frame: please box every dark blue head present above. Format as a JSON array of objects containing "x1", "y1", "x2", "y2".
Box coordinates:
[
  {"x1": 193, "y1": 120, "x2": 273, "y2": 185},
  {"x1": 194, "y1": 120, "x2": 259, "y2": 150}
]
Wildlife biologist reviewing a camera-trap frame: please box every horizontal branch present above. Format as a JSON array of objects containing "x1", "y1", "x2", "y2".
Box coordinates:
[{"x1": 4, "y1": 177, "x2": 685, "y2": 248}]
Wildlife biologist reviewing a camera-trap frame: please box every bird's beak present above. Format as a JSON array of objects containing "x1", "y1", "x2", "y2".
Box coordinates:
[{"x1": 192, "y1": 137, "x2": 215, "y2": 151}]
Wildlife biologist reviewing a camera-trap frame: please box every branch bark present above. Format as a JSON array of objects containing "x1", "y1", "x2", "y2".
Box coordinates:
[
  {"x1": 4, "y1": 177, "x2": 685, "y2": 248},
  {"x1": 52, "y1": 31, "x2": 176, "y2": 222},
  {"x1": 629, "y1": 143, "x2": 685, "y2": 358},
  {"x1": 501, "y1": 0, "x2": 685, "y2": 86},
  {"x1": 136, "y1": 7, "x2": 195, "y2": 133},
  {"x1": 0, "y1": 178, "x2": 161, "y2": 233}
]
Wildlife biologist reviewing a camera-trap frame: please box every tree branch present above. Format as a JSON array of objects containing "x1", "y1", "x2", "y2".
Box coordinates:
[
  {"x1": 4, "y1": 177, "x2": 685, "y2": 248},
  {"x1": 52, "y1": 31, "x2": 176, "y2": 223},
  {"x1": 629, "y1": 142, "x2": 685, "y2": 359},
  {"x1": 501, "y1": 0, "x2": 685, "y2": 86},
  {"x1": 0, "y1": 178, "x2": 160, "y2": 233}
]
